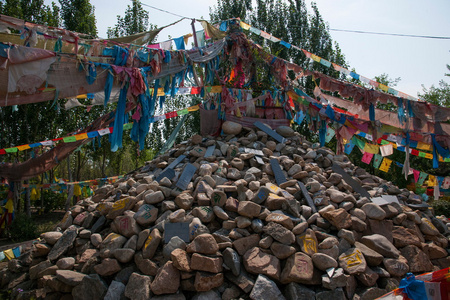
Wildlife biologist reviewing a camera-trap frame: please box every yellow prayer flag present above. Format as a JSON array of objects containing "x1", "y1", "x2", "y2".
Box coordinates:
[
  {"x1": 76, "y1": 94, "x2": 87, "y2": 99},
  {"x1": 379, "y1": 158, "x2": 392, "y2": 172},
  {"x1": 157, "y1": 88, "x2": 165, "y2": 96},
  {"x1": 187, "y1": 105, "x2": 200, "y2": 112},
  {"x1": 210, "y1": 86, "x2": 222, "y2": 93},
  {"x1": 17, "y1": 144, "x2": 31, "y2": 151},
  {"x1": 4, "y1": 249, "x2": 14, "y2": 260},
  {"x1": 363, "y1": 143, "x2": 379, "y2": 154},
  {"x1": 240, "y1": 21, "x2": 251, "y2": 30},
  {"x1": 75, "y1": 133, "x2": 88, "y2": 140},
  {"x1": 428, "y1": 175, "x2": 437, "y2": 187},
  {"x1": 379, "y1": 84, "x2": 389, "y2": 92},
  {"x1": 311, "y1": 54, "x2": 321, "y2": 62},
  {"x1": 424, "y1": 153, "x2": 433, "y2": 159},
  {"x1": 287, "y1": 90, "x2": 300, "y2": 101},
  {"x1": 417, "y1": 142, "x2": 432, "y2": 151},
  {"x1": 74, "y1": 184, "x2": 82, "y2": 196}
]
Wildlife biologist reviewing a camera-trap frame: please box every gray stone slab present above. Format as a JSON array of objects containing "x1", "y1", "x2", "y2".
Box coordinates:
[
  {"x1": 244, "y1": 147, "x2": 264, "y2": 156},
  {"x1": 205, "y1": 146, "x2": 216, "y2": 158},
  {"x1": 297, "y1": 181, "x2": 317, "y2": 213},
  {"x1": 331, "y1": 162, "x2": 372, "y2": 199},
  {"x1": 164, "y1": 222, "x2": 190, "y2": 243},
  {"x1": 255, "y1": 156, "x2": 264, "y2": 165},
  {"x1": 156, "y1": 168, "x2": 176, "y2": 183},
  {"x1": 176, "y1": 163, "x2": 197, "y2": 190},
  {"x1": 371, "y1": 195, "x2": 399, "y2": 206},
  {"x1": 254, "y1": 121, "x2": 286, "y2": 143},
  {"x1": 167, "y1": 155, "x2": 186, "y2": 169},
  {"x1": 270, "y1": 158, "x2": 287, "y2": 186}
]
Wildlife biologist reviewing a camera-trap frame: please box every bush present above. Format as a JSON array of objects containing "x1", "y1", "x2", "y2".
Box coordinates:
[
  {"x1": 8, "y1": 213, "x2": 37, "y2": 242},
  {"x1": 41, "y1": 190, "x2": 66, "y2": 213},
  {"x1": 431, "y1": 200, "x2": 450, "y2": 218}
]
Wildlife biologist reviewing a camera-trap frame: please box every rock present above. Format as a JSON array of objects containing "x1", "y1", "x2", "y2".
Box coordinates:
[
  {"x1": 223, "y1": 248, "x2": 241, "y2": 276},
  {"x1": 94, "y1": 258, "x2": 121, "y2": 277},
  {"x1": 316, "y1": 287, "x2": 346, "y2": 300},
  {"x1": 142, "y1": 228, "x2": 161, "y2": 259},
  {"x1": 263, "y1": 222, "x2": 295, "y2": 245},
  {"x1": 134, "y1": 204, "x2": 158, "y2": 226},
  {"x1": 56, "y1": 270, "x2": 86, "y2": 286},
  {"x1": 223, "y1": 121, "x2": 243, "y2": 135},
  {"x1": 125, "y1": 272, "x2": 152, "y2": 300},
  {"x1": 284, "y1": 282, "x2": 316, "y2": 300},
  {"x1": 56, "y1": 257, "x2": 75, "y2": 270},
  {"x1": 191, "y1": 253, "x2": 223, "y2": 273},
  {"x1": 72, "y1": 274, "x2": 108, "y2": 300},
  {"x1": 151, "y1": 261, "x2": 180, "y2": 295},
  {"x1": 297, "y1": 229, "x2": 319, "y2": 256},
  {"x1": 270, "y1": 242, "x2": 296, "y2": 260},
  {"x1": 233, "y1": 234, "x2": 260, "y2": 256},
  {"x1": 361, "y1": 203, "x2": 386, "y2": 220},
  {"x1": 250, "y1": 274, "x2": 286, "y2": 300},
  {"x1": 175, "y1": 193, "x2": 195, "y2": 210},
  {"x1": 322, "y1": 208, "x2": 352, "y2": 230},
  {"x1": 311, "y1": 253, "x2": 338, "y2": 271},
  {"x1": 243, "y1": 247, "x2": 281, "y2": 280},
  {"x1": 356, "y1": 266, "x2": 379, "y2": 287},
  {"x1": 392, "y1": 226, "x2": 422, "y2": 248},
  {"x1": 322, "y1": 268, "x2": 349, "y2": 290},
  {"x1": 276, "y1": 126, "x2": 295, "y2": 137},
  {"x1": 400, "y1": 245, "x2": 434, "y2": 273},
  {"x1": 354, "y1": 242, "x2": 384, "y2": 266},
  {"x1": 238, "y1": 201, "x2": 261, "y2": 218},
  {"x1": 47, "y1": 226, "x2": 78, "y2": 261},
  {"x1": 383, "y1": 257, "x2": 409, "y2": 277},
  {"x1": 420, "y1": 218, "x2": 440, "y2": 236},
  {"x1": 104, "y1": 280, "x2": 126, "y2": 300},
  {"x1": 338, "y1": 248, "x2": 367, "y2": 275},
  {"x1": 41, "y1": 231, "x2": 63, "y2": 245},
  {"x1": 186, "y1": 234, "x2": 219, "y2": 255},
  {"x1": 280, "y1": 252, "x2": 313, "y2": 283},
  {"x1": 194, "y1": 272, "x2": 224, "y2": 292},
  {"x1": 113, "y1": 248, "x2": 135, "y2": 263},
  {"x1": 113, "y1": 215, "x2": 140, "y2": 238},
  {"x1": 360, "y1": 234, "x2": 400, "y2": 258}
]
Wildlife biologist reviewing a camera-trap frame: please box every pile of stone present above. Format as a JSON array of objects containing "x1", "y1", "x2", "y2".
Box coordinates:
[{"x1": 1, "y1": 121, "x2": 449, "y2": 300}]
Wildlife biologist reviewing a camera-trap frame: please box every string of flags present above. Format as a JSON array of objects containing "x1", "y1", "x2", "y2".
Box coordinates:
[
  {"x1": 0, "y1": 244, "x2": 24, "y2": 262},
  {"x1": 236, "y1": 20, "x2": 420, "y2": 102},
  {"x1": 0, "y1": 104, "x2": 200, "y2": 155}
]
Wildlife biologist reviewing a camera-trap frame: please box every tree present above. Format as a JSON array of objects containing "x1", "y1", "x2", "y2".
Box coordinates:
[
  {"x1": 0, "y1": 0, "x2": 60, "y2": 27},
  {"x1": 59, "y1": 0, "x2": 97, "y2": 36},
  {"x1": 419, "y1": 64, "x2": 450, "y2": 107},
  {"x1": 107, "y1": 0, "x2": 154, "y2": 38}
]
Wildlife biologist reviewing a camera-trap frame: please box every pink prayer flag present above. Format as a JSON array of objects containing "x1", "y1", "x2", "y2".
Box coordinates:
[
  {"x1": 361, "y1": 152, "x2": 374, "y2": 164},
  {"x1": 413, "y1": 169, "x2": 420, "y2": 182},
  {"x1": 148, "y1": 44, "x2": 160, "y2": 49}
]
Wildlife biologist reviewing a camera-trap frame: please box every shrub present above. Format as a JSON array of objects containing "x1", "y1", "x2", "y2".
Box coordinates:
[
  {"x1": 8, "y1": 213, "x2": 37, "y2": 242},
  {"x1": 431, "y1": 200, "x2": 450, "y2": 218}
]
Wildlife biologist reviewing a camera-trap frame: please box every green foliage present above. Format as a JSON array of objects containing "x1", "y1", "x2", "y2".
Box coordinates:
[
  {"x1": 39, "y1": 190, "x2": 66, "y2": 213},
  {"x1": 59, "y1": 0, "x2": 97, "y2": 36},
  {"x1": 419, "y1": 64, "x2": 450, "y2": 107},
  {"x1": 431, "y1": 200, "x2": 450, "y2": 218},
  {"x1": 0, "y1": 0, "x2": 60, "y2": 26},
  {"x1": 8, "y1": 213, "x2": 37, "y2": 242},
  {"x1": 107, "y1": 0, "x2": 154, "y2": 38}
]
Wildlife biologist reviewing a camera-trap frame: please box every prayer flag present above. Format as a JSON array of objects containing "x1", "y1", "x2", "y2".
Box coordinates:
[
  {"x1": 413, "y1": 169, "x2": 420, "y2": 183},
  {"x1": 373, "y1": 154, "x2": 383, "y2": 169},
  {"x1": 63, "y1": 136, "x2": 77, "y2": 143},
  {"x1": 417, "y1": 172, "x2": 428, "y2": 185},
  {"x1": 344, "y1": 141, "x2": 355, "y2": 155},
  {"x1": 17, "y1": 145, "x2": 31, "y2": 151},
  {"x1": 240, "y1": 21, "x2": 250, "y2": 30},
  {"x1": 75, "y1": 133, "x2": 88, "y2": 140},
  {"x1": 361, "y1": 152, "x2": 374, "y2": 164},
  {"x1": 325, "y1": 127, "x2": 335, "y2": 143},
  {"x1": 5, "y1": 147, "x2": 18, "y2": 153},
  {"x1": 98, "y1": 128, "x2": 111, "y2": 136},
  {"x1": 364, "y1": 143, "x2": 379, "y2": 154},
  {"x1": 380, "y1": 144, "x2": 393, "y2": 156},
  {"x1": 379, "y1": 158, "x2": 392, "y2": 172}
]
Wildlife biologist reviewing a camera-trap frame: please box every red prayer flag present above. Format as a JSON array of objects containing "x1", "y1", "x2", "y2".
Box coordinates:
[
  {"x1": 411, "y1": 149, "x2": 419, "y2": 156},
  {"x1": 190, "y1": 87, "x2": 201, "y2": 94},
  {"x1": 0, "y1": 149, "x2": 5, "y2": 155}
]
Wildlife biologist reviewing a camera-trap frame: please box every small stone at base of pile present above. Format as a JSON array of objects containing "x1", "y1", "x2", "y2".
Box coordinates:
[{"x1": 2, "y1": 121, "x2": 450, "y2": 299}]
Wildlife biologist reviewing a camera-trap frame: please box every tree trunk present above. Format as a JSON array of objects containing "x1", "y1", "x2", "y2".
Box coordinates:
[
  {"x1": 65, "y1": 155, "x2": 73, "y2": 211},
  {"x1": 24, "y1": 179, "x2": 31, "y2": 217}
]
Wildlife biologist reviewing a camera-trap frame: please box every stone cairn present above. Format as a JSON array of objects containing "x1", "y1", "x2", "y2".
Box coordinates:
[{"x1": 2, "y1": 121, "x2": 449, "y2": 300}]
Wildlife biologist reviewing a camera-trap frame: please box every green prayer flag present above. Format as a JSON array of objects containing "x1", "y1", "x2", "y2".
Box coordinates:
[
  {"x1": 380, "y1": 140, "x2": 390, "y2": 145},
  {"x1": 178, "y1": 109, "x2": 189, "y2": 115},
  {"x1": 354, "y1": 138, "x2": 366, "y2": 151},
  {"x1": 63, "y1": 136, "x2": 77, "y2": 143},
  {"x1": 123, "y1": 123, "x2": 133, "y2": 130},
  {"x1": 418, "y1": 152, "x2": 426, "y2": 158},
  {"x1": 5, "y1": 147, "x2": 18, "y2": 153}
]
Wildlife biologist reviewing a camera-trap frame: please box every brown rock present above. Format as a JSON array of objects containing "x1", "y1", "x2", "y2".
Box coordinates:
[
  {"x1": 266, "y1": 213, "x2": 294, "y2": 230},
  {"x1": 238, "y1": 201, "x2": 261, "y2": 218},
  {"x1": 190, "y1": 253, "x2": 223, "y2": 273},
  {"x1": 296, "y1": 229, "x2": 318, "y2": 256},
  {"x1": 354, "y1": 241, "x2": 384, "y2": 267},
  {"x1": 171, "y1": 248, "x2": 192, "y2": 272},
  {"x1": 322, "y1": 208, "x2": 352, "y2": 230},
  {"x1": 142, "y1": 228, "x2": 161, "y2": 259},
  {"x1": 280, "y1": 252, "x2": 314, "y2": 284},
  {"x1": 263, "y1": 222, "x2": 295, "y2": 245},
  {"x1": 392, "y1": 226, "x2": 422, "y2": 248},
  {"x1": 270, "y1": 242, "x2": 296, "y2": 260},
  {"x1": 338, "y1": 248, "x2": 367, "y2": 275},
  {"x1": 93, "y1": 258, "x2": 121, "y2": 277},
  {"x1": 383, "y1": 257, "x2": 409, "y2": 277},
  {"x1": 186, "y1": 234, "x2": 219, "y2": 255},
  {"x1": 243, "y1": 247, "x2": 281, "y2": 280},
  {"x1": 112, "y1": 215, "x2": 140, "y2": 238},
  {"x1": 233, "y1": 234, "x2": 261, "y2": 256},
  {"x1": 356, "y1": 266, "x2": 379, "y2": 287},
  {"x1": 425, "y1": 242, "x2": 448, "y2": 259},
  {"x1": 151, "y1": 261, "x2": 180, "y2": 295},
  {"x1": 400, "y1": 245, "x2": 433, "y2": 273},
  {"x1": 194, "y1": 272, "x2": 224, "y2": 292}
]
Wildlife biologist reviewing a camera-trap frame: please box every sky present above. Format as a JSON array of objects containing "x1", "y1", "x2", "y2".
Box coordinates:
[{"x1": 47, "y1": 0, "x2": 450, "y2": 98}]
